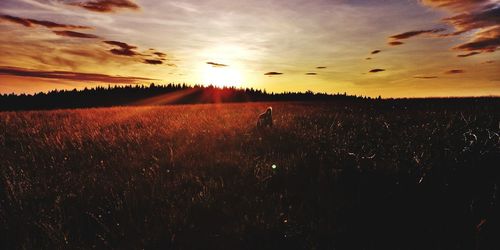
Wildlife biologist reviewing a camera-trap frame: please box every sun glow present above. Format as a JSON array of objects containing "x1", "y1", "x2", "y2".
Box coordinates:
[{"x1": 201, "y1": 64, "x2": 243, "y2": 88}]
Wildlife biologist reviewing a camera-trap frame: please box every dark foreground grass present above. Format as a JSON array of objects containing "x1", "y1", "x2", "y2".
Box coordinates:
[{"x1": 1, "y1": 101, "x2": 499, "y2": 249}]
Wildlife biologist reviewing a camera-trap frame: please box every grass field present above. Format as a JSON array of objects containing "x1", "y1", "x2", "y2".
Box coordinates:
[{"x1": 1, "y1": 101, "x2": 499, "y2": 249}]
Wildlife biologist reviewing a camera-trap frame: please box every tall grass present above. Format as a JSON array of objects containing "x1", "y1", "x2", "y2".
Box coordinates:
[{"x1": 1, "y1": 101, "x2": 499, "y2": 249}]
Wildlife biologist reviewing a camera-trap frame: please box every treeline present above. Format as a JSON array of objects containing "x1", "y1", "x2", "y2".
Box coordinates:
[{"x1": 0, "y1": 83, "x2": 361, "y2": 111}]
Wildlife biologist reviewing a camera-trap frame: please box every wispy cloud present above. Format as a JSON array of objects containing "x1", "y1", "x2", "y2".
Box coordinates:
[
  {"x1": 457, "y1": 52, "x2": 481, "y2": 57},
  {"x1": 53, "y1": 30, "x2": 100, "y2": 38},
  {"x1": 0, "y1": 66, "x2": 155, "y2": 83},
  {"x1": 388, "y1": 41, "x2": 404, "y2": 46},
  {"x1": 206, "y1": 61, "x2": 228, "y2": 67},
  {"x1": 445, "y1": 69, "x2": 465, "y2": 74},
  {"x1": 0, "y1": 14, "x2": 91, "y2": 29},
  {"x1": 418, "y1": 1, "x2": 500, "y2": 56},
  {"x1": 104, "y1": 40, "x2": 140, "y2": 56},
  {"x1": 414, "y1": 76, "x2": 438, "y2": 79},
  {"x1": 66, "y1": 0, "x2": 140, "y2": 13},
  {"x1": 453, "y1": 26, "x2": 500, "y2": 54},
  {"x1": 388, "y1": 28, "x2": 445, "y2": 45},
  {"x1": 264, "y1": 72, "x2": 283, "y2": 76},
  {"x1": 369, "y1": 69, "x2": 385, "y2": 73},
  {"x1": 153, "y1": 52, "x2": 167, "y2": 58},
  {"x1": 143, "y1": 59, "x2": 163, "y2": 65}
]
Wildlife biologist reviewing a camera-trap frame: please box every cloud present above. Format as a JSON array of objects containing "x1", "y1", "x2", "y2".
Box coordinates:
[
  {"x1": 0, "y1": 66, "x2": 155, "y2": 83},
  {"x1": 305, "y1": 72, "x2": 317, "y2": 75},
  {"x1": 419, "y1": 0, "x2": 492, "y2": 12},
  {"x1": 369, "y1": 69, "x2": 385, "y2": 73},
  {"x1": 414, "y1": 76, "x2": 438, "y2": 79},
  {"x1": 153, "y1": 52, "x2": 167, "y2": 58},
  {"x1": 264, "y1": 72, "x2": 283, "y2": 76},
  {"x1": 365, "y1": 57, "x2": 372, "y2": 60},
  {"x1": 0, "y1": 14, "x2": 91, "y2": 29},
  {"x1": 143, "y1": 59, "x2": 163, "y2": 65},
  {"x1": 453, "y1": 26, "x2": 500, "y2": 53},
  {"x1": 67, "y1": 0, "x2": 140, "y2": 13},
  {"x1": 53, "y1": 30, "x2": 100, "y2": 38},
  {"x1": 388, "y1": 41, "x2": 404, "y2": 46},
  {"x1": 316, "y1": 66, "x2": 326, "y2": 69},
  {"x1": 103, "y1": 41, "x2": 173, "y2": 65},
  {"x1": 104, "y1": 40, "x2": 139, "y2": 56},
  {"x1": 418, "y1": 1, "x2": 500, "y2": 55},
  {"x1": 206, "y1": 61, "x2": 228, "y2": 67},
  {"x1": 371, "y1": 50, "x2": 381, "y2": 54},
  {"x1": 457, "y1": 52, "x2": 481, "y2": 57},
  {"x1": 389, "y1": 28, "x2": 445, "y2": 40},
  {"x1": 442, "y1": 6, "x2": 500, "y2": 33},
  {"x1": 445, "y1": 69, "x2": 465, "y2": 74}
]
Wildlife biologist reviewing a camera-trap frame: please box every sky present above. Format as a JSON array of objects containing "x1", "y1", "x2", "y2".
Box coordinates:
[{"x1": 0, "y1": 0, "x2": 499, "y2": 97}]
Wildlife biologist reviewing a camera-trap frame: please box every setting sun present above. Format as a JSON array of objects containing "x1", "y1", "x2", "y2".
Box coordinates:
[{"x1": 201, "y1": 63, "x2": 243, "y2": 88}]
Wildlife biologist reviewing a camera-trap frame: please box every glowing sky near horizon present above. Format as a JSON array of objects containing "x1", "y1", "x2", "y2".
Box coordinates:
[{"x1": 0, "y1": 0, "x2": 499, "y2": 97}]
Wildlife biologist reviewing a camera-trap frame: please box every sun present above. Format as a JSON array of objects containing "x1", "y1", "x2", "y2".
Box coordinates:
[{"x1": 201, "y1": 64, "x2": 243, "y2": 88}]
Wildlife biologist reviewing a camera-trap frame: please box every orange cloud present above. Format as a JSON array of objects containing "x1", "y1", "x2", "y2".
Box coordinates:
[
  {"x1": 453, "y1": 26, "x2": 500, "y2": 53},
  {"x1": 418, "y1": 1, "x2": 499, "y2": 56},
  {"x1": 388, "y1": 41, "x2": 404, "y2": 46}
]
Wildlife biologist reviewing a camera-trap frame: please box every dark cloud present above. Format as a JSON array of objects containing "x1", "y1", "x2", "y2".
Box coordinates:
[
  {"x1": 453, "y1": 26, "x2": 500, "y2": 53},
  {"x1": 442, "y1": 6, "x2": 500, "y2": 33},
  {"x1": 316, "y1": 66, "x2": 326, "y2": 69},
  {"x1": 457, "y1": 52, "x2": 481, "y2": 57},
  {"x1": 143, "y1": 59, "x2": 163, "y2": 65},
  {"x1": 305, "y1": 72, "x2": 317, "y2": 75},
  {"x1": 371, "y1": 50, "x2": 381, "y2": 54},
  {"x1": 67, "y1": 0, "x2": 140, "y2": 13},
  {"x1": 104, "y1": 40, "x2": 139, "y2": 56},
  {"x1": 389, "y1": 28, "x2": 445, "y2": 40},
  {"x1": 365, "y1": 57, "x2": 372, "y2": 60},
  {"x1": 0, "y1": 66, "x2": 155, "y2": 83},
  {"x1": 388, "y1": 41, "x2": 404, "y2": 46},
  {"x1": 53, "y1": 30, "x2": 100, "y2": 39},
  {"x1": 419, "y1": 1, "x2": 500, "y2": 55},
  {"x1": 414, "y1": 76, "x2": 438, "y2": 79},
  {"x1": 153, "y1": 52, "x2": 167, "y2": 58},
  {"x1": 445, "y1": 69, "x2": 465, "y2": 74},
  {"x1": 369, "y1": 69, "x2": 385, "y2": 73},
  {"x1": 206, "y1": 62, "x2": 228, "y2": 67},
  {"x1": 264, "y1": 72, "x2": 283, "y2": 76},
  {"x1": 0, "y1": 14, "x2": 91, "y2": 29},
  {"x1": 103, "y1": 41, "x2": 173, "y2": 65}
]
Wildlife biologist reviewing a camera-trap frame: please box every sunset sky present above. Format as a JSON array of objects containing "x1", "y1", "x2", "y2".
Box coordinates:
[{"x1": 0, "y1": 0, "x2": 498, "y2": 97}]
